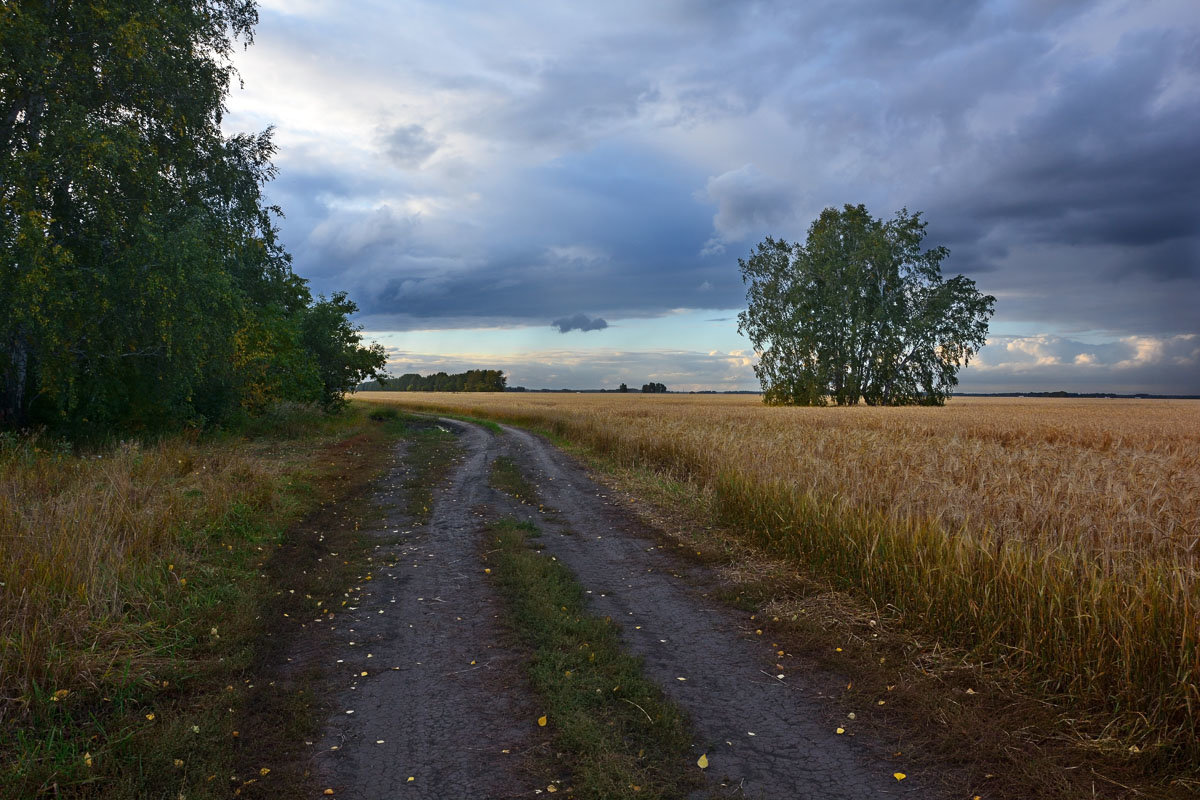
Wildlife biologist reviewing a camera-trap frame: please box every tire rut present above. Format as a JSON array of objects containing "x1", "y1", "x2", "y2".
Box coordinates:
[
  {"x1": 311, "y1": 422, "x2": 540, "y2": 799},
  {"x1": 488, "y1": 422, "x2": 934, "y2": 799}
]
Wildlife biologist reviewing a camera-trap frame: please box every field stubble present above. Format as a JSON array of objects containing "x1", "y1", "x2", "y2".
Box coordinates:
[{"x1": 360, "y1": 393, "x2": 1200, "y2": 766}]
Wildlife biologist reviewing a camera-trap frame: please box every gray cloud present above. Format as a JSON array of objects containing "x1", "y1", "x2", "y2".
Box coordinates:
[
  {"x1": 379, "y1": 123, "x2": 439, "y2": 168},
  {"x1": 552, "y1": 314, "x2": 609, "y2": 334},
  {"x1": 699, "y1": 164, "x2": 798, "y2": 254},
  {"x1": 229, "y1": 0, "x2": 1200, "y2": 392}
]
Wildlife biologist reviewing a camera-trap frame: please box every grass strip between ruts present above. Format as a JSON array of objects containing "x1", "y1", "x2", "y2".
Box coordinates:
[
  {"x1": 398, "y1": 418, "x2": 461, "y2": 523},
  {"x1": 489, "y1": 455, "x2": 540, "y2": 505},
  {"x1": 483, "y1": 518, "x2": 702, "y2": 800}
]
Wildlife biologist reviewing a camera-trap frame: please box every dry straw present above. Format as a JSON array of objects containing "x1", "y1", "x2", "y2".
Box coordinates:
[{"x1": 0, "y1": 433, "x2": 295, "y2": 719}]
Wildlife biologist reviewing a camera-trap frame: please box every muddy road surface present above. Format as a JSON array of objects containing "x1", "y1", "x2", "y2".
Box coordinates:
[{"x1": 308, "y1": 418, "x2": 934, "y2": 799}]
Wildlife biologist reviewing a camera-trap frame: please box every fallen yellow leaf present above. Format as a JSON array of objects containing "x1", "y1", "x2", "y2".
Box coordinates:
[
  {"x1": 697, "y1": 754, "x2": 709, "y2": 769},
  {"x1": 537, "y1": 715, "x2": 548, "y2": 727},
  {"x1": 83, "y1": 752, "x2": 93, "y2": 768},
  {"x1": 323, "y1": 790, "x2": 334, "y2": 796},
  {"x1": 407, "y1": 777, "x2": 415, "y2": 783},
  {"x1": 893, "y1": 772, "x2": 907, "y2": 781},
  {"x1": 145, "y1": 713, "x2": 155, "y2": 721},
  {"x1": 836, "y1": 727, "x2": 845, "y2": 734},
  {"x1": 547, "y1": 786, "x2": 557, "y2": 793},
  {"x1": 259, "y1": 767, "x2": 270, "y2": 776}
]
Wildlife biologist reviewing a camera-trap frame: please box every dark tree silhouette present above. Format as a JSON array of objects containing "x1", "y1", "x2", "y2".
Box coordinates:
[{"x1": 738, "y1": 205, "x2": 994, "y2": 406}]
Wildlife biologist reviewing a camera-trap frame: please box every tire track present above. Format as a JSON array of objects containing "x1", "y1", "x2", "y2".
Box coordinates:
[
  {"x1": 311, "y1": 422, "x2": 539, "y2": 799},
  {"x1": 490, "y1": 422, "x2": 932, "y2": 799}
]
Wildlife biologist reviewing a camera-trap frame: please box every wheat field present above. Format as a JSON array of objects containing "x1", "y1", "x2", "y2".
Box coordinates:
[{"x1": 359, "y1": 392, "x2": 1200, "y2": 758}]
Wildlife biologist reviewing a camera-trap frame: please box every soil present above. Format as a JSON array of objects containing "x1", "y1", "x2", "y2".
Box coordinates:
[{"x1": 304, "y1": 418, "x2": 939, "y2": 799}]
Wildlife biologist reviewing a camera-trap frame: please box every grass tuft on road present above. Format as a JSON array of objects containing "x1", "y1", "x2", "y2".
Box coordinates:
[
  {"x1": 399, "y1": 419, "x2": 460, "y2": 523},
  {"x1": 489, "y1": 455, "x2": 540, "y2": 504},
  {"x1": 484, "y1": 518, "x2": 701, "y2": 800},
  {"x1": 436, "y1": 412, "x2": 504, "y2": 434}
]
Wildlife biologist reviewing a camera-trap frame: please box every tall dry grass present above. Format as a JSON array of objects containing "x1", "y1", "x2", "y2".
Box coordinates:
[
  {"x1": 0, "y1": 429, "x2": 303, "y2": 720},
  {"x1": 361, "y1": 392, "x2": 1200, "y2": 759}
]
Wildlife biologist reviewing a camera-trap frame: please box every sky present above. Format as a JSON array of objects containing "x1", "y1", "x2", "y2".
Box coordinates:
[{"x1": 224, "y1": 0, "x2": 1200, "y2": 394}]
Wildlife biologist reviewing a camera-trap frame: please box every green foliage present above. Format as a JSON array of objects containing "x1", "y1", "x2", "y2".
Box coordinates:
[
  {"x1": 641, "y1": 382, "x2": 667, "y2": 393},
  {"x1": 738, "y1": 205, "x2": 995, "y2": 406},
  {"x1": 299, "y1": 292, "x2": 387, "y2": 410},
  {"x1": 0, "y1": 1, "x2": 385, "y2": 433}
]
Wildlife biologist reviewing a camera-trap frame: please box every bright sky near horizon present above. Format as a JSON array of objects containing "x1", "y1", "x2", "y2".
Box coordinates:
[{"x1": 225, "y1": 0, "x2": 1200, "y2": 393}]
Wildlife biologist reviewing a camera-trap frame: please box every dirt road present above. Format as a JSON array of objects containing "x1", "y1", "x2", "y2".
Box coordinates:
[{"x1": 309, "y1": 418, "x2": 931, "y2": 798}]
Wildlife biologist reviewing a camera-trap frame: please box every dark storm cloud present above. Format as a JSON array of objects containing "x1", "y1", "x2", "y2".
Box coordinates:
[
  {"x1": 232, "y1": 0, "x2": 1200, "y2": 391},
  {"x1": 275, "y1": 143, "x2": 735, "y2": 328},
  {"x1": 552, "y1": 314, "x2": 609, "y2": 334},
  {"x1": 379, "y1": 123, "x2": 439, "y2": 168},
  {"x1": 935, "y1": 29, "x2": 1200, "y2": 259}
]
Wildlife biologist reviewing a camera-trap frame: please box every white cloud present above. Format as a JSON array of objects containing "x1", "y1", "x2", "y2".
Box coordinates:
[
  {"x1": 964, "y1": 333, "x2": 1199, "y2": 393},
  {"x1": 222, "y1": 2, "x2": 1200, "y2": 393}
]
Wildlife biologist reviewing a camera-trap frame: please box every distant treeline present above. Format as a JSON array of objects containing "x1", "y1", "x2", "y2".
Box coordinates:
[{"x1": 360, "y1": 370, "x2": 507, "y2": 392}]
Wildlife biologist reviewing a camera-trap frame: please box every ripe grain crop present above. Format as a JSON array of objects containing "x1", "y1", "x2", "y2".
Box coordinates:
[{"x1": 360, "y1": 392, "x2": 1200, "y2": 761}]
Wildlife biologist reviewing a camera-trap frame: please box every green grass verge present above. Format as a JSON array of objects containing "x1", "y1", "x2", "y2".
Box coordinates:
[{"x1": 484, "y1": 518, "x2": 701, "y2": 800}]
